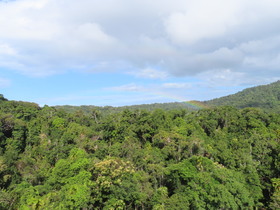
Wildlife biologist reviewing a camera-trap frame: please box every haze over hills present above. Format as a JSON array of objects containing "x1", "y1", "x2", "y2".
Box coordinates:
[
  {"x1": 1, "y1": 81, "x2": 279, "y2": 114},
  {"x1": 54, "y1": 81, "x2": 280, "y2": 114},
  {"x1": 54, "y1": 101, "x2": 207, "y2": 115}
]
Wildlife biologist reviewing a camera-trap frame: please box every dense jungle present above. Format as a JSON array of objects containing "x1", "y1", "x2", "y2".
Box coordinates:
[{"x1": 0, "y1": 82, "x2": 280, "y2": 209}]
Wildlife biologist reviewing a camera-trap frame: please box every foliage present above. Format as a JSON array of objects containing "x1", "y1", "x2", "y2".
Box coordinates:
[
  {"x1": 54, "y1": 101, "x2": 202, "y2": 116},
  {"x1": 0, "y1": 93, "x2": 279, "y2": 209},
  {"x1": 205, "y1": 80, "x2": 280, "y2": 113}
]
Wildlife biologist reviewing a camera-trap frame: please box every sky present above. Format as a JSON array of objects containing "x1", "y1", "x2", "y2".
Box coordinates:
[{"x1": 0, "y1": 0, "x2": 280, "y2": 106}]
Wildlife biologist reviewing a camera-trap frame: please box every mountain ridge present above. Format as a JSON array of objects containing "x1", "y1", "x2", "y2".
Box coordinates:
[
  {"x1": 204, "y1": 80, "x2": 280, "y2": 112},
  {"x1": 54, "y1": 81, "x2": 280, "y2": 113},
  {"x1": 2, "y1": 80, "x2": 280, "y2": 113}
]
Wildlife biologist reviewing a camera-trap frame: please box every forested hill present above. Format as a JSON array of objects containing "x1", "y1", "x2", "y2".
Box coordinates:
[
  {"x1": 0, "y1": 94, "x2": 280, "y2": 209},
  {"x1": 205, "y1": 80, "x2": 280, "y2": 112},
  {"x1": 54, "y1": 101, "x2": 206, "y2": 115},
  {"x1": 55, "y1": 81, "x2": 280, "y2": 114}
]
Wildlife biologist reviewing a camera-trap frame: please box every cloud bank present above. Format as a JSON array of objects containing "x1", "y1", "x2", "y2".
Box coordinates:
[{"x1": 0, "y1": 0, "x2": 280, "y2": 85}]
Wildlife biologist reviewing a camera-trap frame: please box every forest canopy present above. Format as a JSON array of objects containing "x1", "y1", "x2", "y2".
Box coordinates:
[{"x1": 0, "y1": 92, "x2": 279, "y2": 209}]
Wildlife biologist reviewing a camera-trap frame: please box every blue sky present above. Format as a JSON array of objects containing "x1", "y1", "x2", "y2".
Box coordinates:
[{"x1": 0, "y1": 0, "x2": 280, "y2": 106}]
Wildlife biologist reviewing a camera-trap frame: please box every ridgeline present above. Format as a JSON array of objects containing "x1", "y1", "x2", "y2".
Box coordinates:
[
  {"x1": 0, "y1": 82, "x2": 279, "y2": 209},
  {"x1": 205, "y1": 80, "x2": 280, "y2": 112}
]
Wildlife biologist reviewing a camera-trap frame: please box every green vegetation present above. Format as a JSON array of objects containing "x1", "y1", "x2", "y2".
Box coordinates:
[
  {"x1": 54, "y1": 101, "x2": 205, "y2": 116},
  {"x1": 0, "y1": 84, "x2": 280, "y2": 209},
  {"x1": 205, "y1": 80, "x2": 280, "y2": 112}
]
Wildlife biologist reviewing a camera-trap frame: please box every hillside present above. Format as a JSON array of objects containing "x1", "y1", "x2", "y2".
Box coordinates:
[
  {"x1": 55, "y1": 81, "x2": 280, "y2": 114},
  {"x1": 0, "y1": 94, "x2": 279, "y2": 208},
  {"x1": 205, "y1": 80, "x2": 280, "y2": 112},
  {"x1": 54, "y1": 101, "x2": 207, "y2": 115}
]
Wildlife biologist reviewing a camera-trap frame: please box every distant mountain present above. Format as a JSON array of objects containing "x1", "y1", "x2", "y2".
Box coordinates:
[
  {"x1": 3, "y1": 81, "x2": 280, "y2": 115},
  {"x1": 54, "y1": 101, "x2": 207, "y2": 115},
  {"x1": 54, "y1": 81, "x2": 280, "y2": 113},
  {"x1": 204, "y1": 80, "x2": 280, "y2": 112}
]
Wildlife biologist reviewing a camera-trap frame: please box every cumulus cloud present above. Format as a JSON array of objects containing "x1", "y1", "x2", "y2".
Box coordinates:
[
  {"x1": 198, "y1": 69, "x2": 246, "y2": 86},
  {"x1": 162, "y1": 83, "x2": 192, "y2": 89},
  {"x1": 0, "y1": 0, "x2": 279, "y2": 85},
  {"x1": 198, "y1": 68, "x2": 280, "y2": 88},
  {"x1": 130, "y1": 68, "x2": 168, "y2": 79},
  {"x1": 164, "y1": 0, "x2": 240, "y2": 45}
]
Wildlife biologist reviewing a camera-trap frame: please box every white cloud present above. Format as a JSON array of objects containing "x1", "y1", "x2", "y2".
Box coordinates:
[
  {"x1": 197, "y1": 68, "x2": 280, "y2": 88},
  {"x1": 0, "y1": 44, "x2": 17, "y2": 55},
  {"x1": 164, "y1": 0, "x2": 240, "y2": 45},
  {"x1": 162, "y1": 83, "x2": 191, "y2": 89},
  {"x1": 0, "y1": 0, "x2": 279, "y2": 84},
  {"x1": 130, "y1": 68, "x2": 168, "y2": 79},
  {"x1": 198, "y1": 69, "x2": 245, "y2": 86}
]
